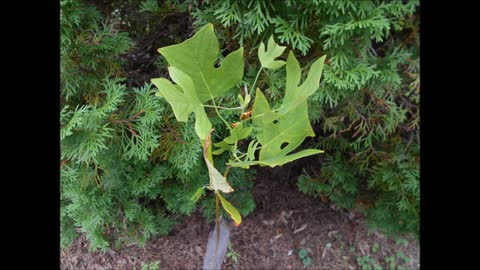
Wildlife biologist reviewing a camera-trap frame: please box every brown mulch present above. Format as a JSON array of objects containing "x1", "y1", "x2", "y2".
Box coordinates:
[{"x1": 61, "y1": 165, "x2": 419, "y2": 270}]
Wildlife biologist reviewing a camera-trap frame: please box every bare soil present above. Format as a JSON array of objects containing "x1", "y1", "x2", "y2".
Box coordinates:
[{"x1": 61, "y1": 165, "x2": 419, "y2": 269}]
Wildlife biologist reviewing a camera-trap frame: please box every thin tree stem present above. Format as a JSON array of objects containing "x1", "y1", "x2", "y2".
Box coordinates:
[
  {"x1": 203, "y1": 104, "x2": 242, "y2": 110},
  {"x1": 250, "y1": 66, "x2": 264, "y2": 96}
]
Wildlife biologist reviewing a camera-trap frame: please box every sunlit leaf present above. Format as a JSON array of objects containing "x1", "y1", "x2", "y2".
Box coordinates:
[
  {"x1": 152, "y1": 66, "x2": 211, "y2": 139},
  {"x1": 156, "y1": 23, "x2": 244, "y2": 102},
  {"x1": 258, "y1": 36, "x2": 287, "y2": 70}
]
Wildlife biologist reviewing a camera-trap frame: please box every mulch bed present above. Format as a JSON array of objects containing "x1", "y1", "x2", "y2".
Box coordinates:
[{"x1": 61, "y1": 165, "x2": 419, "y2": 269}]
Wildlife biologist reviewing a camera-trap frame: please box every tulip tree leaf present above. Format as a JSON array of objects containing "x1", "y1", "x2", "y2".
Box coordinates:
[
  {"x1": 246, "y1": 140, "x2": 260, "y2": 161},
  {"x1": 217, "y1": 192, "x2": 242, "y2": 225},
  {"x1": 238, "y1": 93, "x2": 251, "y2": 111},
  {"x1": 258, "y1": 36, "x2": 287, "y2": 70},
  {"x1": 224, "y1": 122, "x2": 252, "y2": 143},
  {"x1": 213, "y1": 122, "x2": 253, "y2": 155},
  {"x1": 204, "y1": 130, "x2": 234, "y2": 193},
  {"x1": 152, "y1": 66, "x2": 211, "y2": 140},
  {"x1": 156, "y1": 23, "x2": 244, "y2": 103},
  {"x1": 152, "y1": 24, "x2": 244, "y2": 140},
  {"x1": 191, "y1": 187, "x2": 206, "y2": 203},
  {"x1": 212, "y1": 141, "x2": 235, "y2": 156},
  {"x1": 279, "y1": 51, "x2": 326, "y2": 114},
  {"x1": 229, "y1": 52, "x2": 326, "y2": 168}
]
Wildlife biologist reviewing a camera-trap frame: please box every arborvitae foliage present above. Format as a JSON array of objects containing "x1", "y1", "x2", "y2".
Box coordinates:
[
  {"x1": 61, "y1": 1, "x2": 256, "y2": 251},
  {"x1": 182, "y1": 0, "x2": 420, "y2": 236},
  {"x1": 61, "y1": 0, "x2": 173, "y2": 251}
]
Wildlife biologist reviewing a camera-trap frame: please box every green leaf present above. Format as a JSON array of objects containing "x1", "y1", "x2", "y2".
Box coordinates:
[
  {"x1": 229, "y1": 52, "x2": 326, "y2": 168},
  {"x1": 212, "y1": 140, "x2": 235, "y2": 155},
  {"x1": 213, "y1": 122, "x2": 252, "y2": 155},
  {"x1": 238, "y1": 92, "x2": 251, "y2": 111},
  {"x1": 152, "y1": 66, "x2": 212, "y2": 140},
  {"x1": 258, "y1": 36, "x2": 286, "y2": 70},
  {"x1": 229, "y1": 89, "x2": 321, "y2": 168},
  {"x1": 246, "y1": 140, "x2": 260, "y2": 161},
  {"x1": 190, "y1": 187, "x2": 205, "y2": 203},
  {"x1": 224, "y1": 122, "x2": 253, "y2": 143},
  {"x1": 279, "y1": 51, "x2": 326, "y2": 114},
  {"x1": 217, "y1": 192, "x2": 242, "y2": 225},
  {"x1": 156, "y1": 24, "x2": 244, "y2": 103},
  {"x1": 298, "y1": 249, "x2": 307, "y2": 259}
]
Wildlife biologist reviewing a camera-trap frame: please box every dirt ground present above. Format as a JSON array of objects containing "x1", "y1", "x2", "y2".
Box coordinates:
[{"x1": 61, "y1": 165, "x2": 419, "y2": 270}]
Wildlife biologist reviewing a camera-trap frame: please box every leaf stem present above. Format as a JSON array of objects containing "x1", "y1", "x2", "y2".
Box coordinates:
[
  {"x1": 213, "y1": 102, "x2": 232, "y2": 130},
  {"x1": 203, "y1": 104, "x2": 242, "y2": 110},
  {"x1": 250, "y1": 66, "x2": 264, "y2": 96},
  {"x1": 199, "y1": 72, "x2": 232, "y2": 130},
  {"x1": 223, "y1": 164, "x2": 232, "y2": 179},
  {"x1": 242, "y1": 107, "x2": 281, "y2": 121},
  {"x1": 235, "y1": 146, "x2": 262, "y2": 160}
]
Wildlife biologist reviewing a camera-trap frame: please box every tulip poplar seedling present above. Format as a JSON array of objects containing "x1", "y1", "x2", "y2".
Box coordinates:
[{"x1": 152, "y1": 23, "x2": 325, "y2": 232}]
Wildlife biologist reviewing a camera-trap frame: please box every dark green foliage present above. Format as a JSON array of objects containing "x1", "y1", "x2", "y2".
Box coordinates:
[
  {"x1": 61, "y1": 0, "x2": 132, "y2": 100},
  {"x1": 365, "y1": 141, "x2": 420, "y2": 234},
  {"x1": 60, "y1": 0, "x2": 176, "y2": 251},
  {"x1": 185, "y1": 0, "x2": 420, "y2": 236},
  {"x1": 298, "y1": 153, "x2": 359, "y2": 210}
]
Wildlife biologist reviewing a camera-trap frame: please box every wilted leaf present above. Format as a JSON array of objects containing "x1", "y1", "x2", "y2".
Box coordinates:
[
  {"x1": 217, "y1": 192, "x2": 242, "y2": 225},
  {"x1": 204, "y1": 130, "x2": 234, "y2": 193}
]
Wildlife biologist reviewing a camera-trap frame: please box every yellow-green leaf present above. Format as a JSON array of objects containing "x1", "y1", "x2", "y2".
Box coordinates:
[
  {"x1": 217, "y1": 192, "x2": 242, "y2": 225},
  {"x1": 280, "y1": 51, "x2": 326, "y2": 114},
  {"x1": 229, "y1": 52, "x2": 326, "y2": 168},
  {"x1": 258, "y1": 36, "x2": 286, "y2": 70},
  {"x1": 213, "y1": 122, "x2": 252, "y2": 155},
  {"x1": 156, "y1": 24, "x2": 244, "y2": 103},
  {"x1": 191, "y1": 187, "x2": 205, "y2": 203},
  {"x1": 152, "y1": 24, "x2": 244, "y2": 140},
  {"x1": 152, "y1": 66, "x2": 212, "y2": 140}
]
